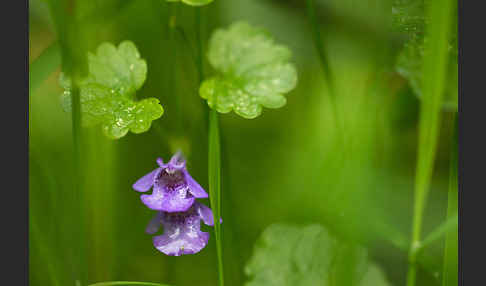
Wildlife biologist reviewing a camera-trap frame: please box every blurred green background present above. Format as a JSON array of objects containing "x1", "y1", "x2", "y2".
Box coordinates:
[{"x1": 29, "y1": 0, "x2": 457, "y2": 285}]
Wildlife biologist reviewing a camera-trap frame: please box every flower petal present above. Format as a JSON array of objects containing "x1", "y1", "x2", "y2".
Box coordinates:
[
  {"x1": 184, "y1": 171, "x2": 209, "y2": 198},
  {"x1": 133, "y1": 168, "x2": 160, "y2": 192},
  {"x1": 159, "y1": 192, "x2": 195, "y2": 212},
  {"x1": 140, "y1": 193, "x2": 165, "y2": 210},
  {"x1": 168, "y1": 151, "x2": 186, "y2": 169},
  {"x1": 141, "y1": 188, "x2": 195, "y2": 212},
  {"x1": 145, "y1": 212, "x2": 163, "y2": 234},
  {"x1": 196, "y1": 202, "x2": 217, "y2": 226},
  {"x1": 153, "y1": 231, "x2": 209, "y2": 256}
]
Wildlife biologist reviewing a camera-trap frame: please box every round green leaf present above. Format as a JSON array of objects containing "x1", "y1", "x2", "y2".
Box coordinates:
[
  {"x1": 200, "y1": 22, "x2": 297, "y2": 119},
  {"x1": 87, "y1": 41, "x2": 147, "y2": 97},
  {"x1": 244, "y1": 224, "x2": 390, "y2": 286},
  {"x1": 59, "y1": 41, "x2": 164, "y2": 139},
  {"x1": 61, "y1": 81, "x2": 164, "y2": 139}
]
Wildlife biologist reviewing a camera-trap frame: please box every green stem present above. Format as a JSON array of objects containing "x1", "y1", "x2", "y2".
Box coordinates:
[
  {"x1": 194, "y1": 7, "x2": 224, "y2": 286},
  {"x1": 167, "y1": 2, "x2": 182, "y2": 132},
  {"x1": 47, "y1": 0, "x2": 86, "y2": 283},
  {"x1": 194, "y1": 9, "x2": 203, "y2": 85},
  {"x1": 416, "y1": 213, "x2": 457, "y2": 254},
  {"x1": 305, "y1": 0, "x2": 341, "y2": 136},
  {"x1": 194, "y1": 8, "x2": 209, "y2": 123},
  {"x1": 406, "y1": 0, "x2": 455, "y2": 285},
  {"x1": 209, "y1": 109, "x2": 224, "y2": 286},
  {"x1": 441, "y1": 117, "x2": 458, "y2": 286},
  {"x1": 175, "y1": 26, "x2": 197, "y2": 68}
]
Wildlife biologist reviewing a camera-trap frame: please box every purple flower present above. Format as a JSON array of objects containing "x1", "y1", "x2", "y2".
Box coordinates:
[
  {"x1": 133, "y1": 152, "x2": 208, "y2": 212},
  {"x1": 146, "y1": 201, "x2": 219, "y2": 256}
]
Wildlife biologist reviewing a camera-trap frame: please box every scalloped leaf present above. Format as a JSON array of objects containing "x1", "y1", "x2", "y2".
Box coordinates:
[
  {"x1": 86, "y1": 41, "x2": 147, "y2": 96},
  {"x1": 200, "y1": 22, "x2": 297, "y2": 119},
  {"x1": 165, "y1": 0, "x2": 213, "y2": 6},
  {"x1": 61, "y1": 82, "x2": 164, "y2": 139},
  {"x1": 244, "y1": 224, "x2": 390, "y2": 286},
  {"x1": 60, "y1": 41, "x2": 164, "y2": 139}
]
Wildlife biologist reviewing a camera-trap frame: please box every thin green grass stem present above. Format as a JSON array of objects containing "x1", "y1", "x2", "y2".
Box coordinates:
[
  {"x1": 209, "y1": 109, "x2": 224, "y2": 286},
  {"x1": 417, "y1": 213, "x2": 457, "y2": 254},
  {"x1": 406, "y1": 0, "x2": 455, "y2": 285},
  {"x1": 195, "y1": 8, "x2": 209, "y2": 124}
]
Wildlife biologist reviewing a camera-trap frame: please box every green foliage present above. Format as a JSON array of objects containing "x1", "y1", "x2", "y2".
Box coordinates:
[
  {"x1": 60, "y1": 41, "x2": 164, "y2": 139},
  {"x1": 30, "y1": 0, "x2": 457, "y2": 285},
  {"x1": 244, "y1": 224, "x2": 390, "y2": 286},
  {"x1": 200, "y1": 22, "x2": 297, "y2": 119},
  {"x1": 165, "y1": 0, "x2": 213, "y2": 6}
]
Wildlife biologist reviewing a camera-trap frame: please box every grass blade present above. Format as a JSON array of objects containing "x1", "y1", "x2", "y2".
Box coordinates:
[
  {"x1": 406, "y1": 0, "x2": 456, "y2": 285},
  {"x1": 417, "y1": 213, "x2": 457, "y2": 254},
  {"x1": 209, "y1": 109, "x2": 224, "y2": 286}
]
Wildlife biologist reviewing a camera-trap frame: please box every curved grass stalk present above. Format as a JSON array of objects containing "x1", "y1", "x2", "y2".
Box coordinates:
[
  {"x1": 406, "y1": 0, "x2": 455, "y2": 285},
  {"x1": 305, "y1": 0, "x2": 342, "y2": 138}
]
